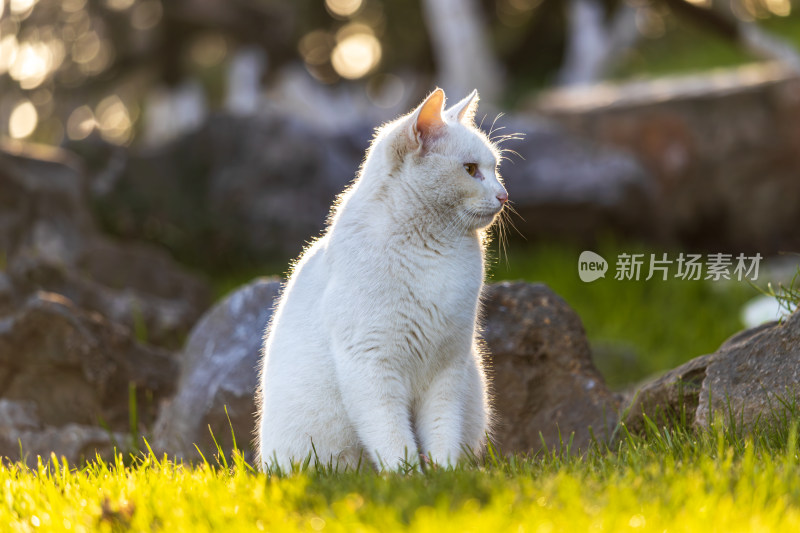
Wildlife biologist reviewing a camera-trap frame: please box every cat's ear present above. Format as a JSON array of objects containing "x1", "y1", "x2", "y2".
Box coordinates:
[
  {"x1": 408, "y1": 88, "x2": 446, "y2": 147},
  {"x1": 446, "y1": 90, "x2": 479, "y2": 125}
]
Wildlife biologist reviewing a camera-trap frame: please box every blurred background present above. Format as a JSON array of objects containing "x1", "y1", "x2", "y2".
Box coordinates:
[{"x1": 2, "y1": 0, "x2": 800, "y2": 390}]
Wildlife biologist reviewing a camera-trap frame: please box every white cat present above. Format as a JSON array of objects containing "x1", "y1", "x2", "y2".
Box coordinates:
[{"x1": 256, "y1": 88, "x2": 508, "y2": 471}]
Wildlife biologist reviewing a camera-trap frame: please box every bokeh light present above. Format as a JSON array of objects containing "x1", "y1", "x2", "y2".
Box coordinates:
[
  {"x1": 0, "y1": 0, "x2": 796, "y2": 150},
  {"x1": 95, "y1": 95, "x2": 132, "y2": 145},
  {"x1": 105, "y1": 0, "x2": 136, "y2": 11},
  {"x1": 366, "y1": 73, "x2": 405, "y2": 108},
  {"x1": 9, "y1": 41, "x2": 52, "y2": 89},
  {"x1": 331, "y1": 24, "x2": 381, "y2": 80},
  {"x1": 61, "y1": 0, "x2": 87, "y2": 13},
  {"x1": 72, "y1": 31, "x2": 101, "y2": 64},
  {"x1": 66, "y1": 105, "x2": 96, "y2": 140},
  {"x1": 9, "y1": 100, "x2": 38, "y2": 139},
  {"x1": 131, "y1": 0, "x2": 163, "y2": 30},
  {"x1": 325, "y1": 0, "x2": 362, "y2": 18},
  {"x1": 299, "y1": 30, "x2": 334, "y2": 67},
  {"x1": 766, "y1": 0, "x2": 792, "y2": 16},
  {"x1": 0, "y1": 36, "x2": 19, "y2": 75},
  {"x1": 10, "y1": 0, "x2": 38, "y2": 17}
]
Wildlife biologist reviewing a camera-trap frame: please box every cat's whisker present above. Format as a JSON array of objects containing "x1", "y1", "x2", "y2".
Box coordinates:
[
  {"x1": 501, "y1": 203, "x2": 526, "y2": 240},
  {"x1": 502, "y1": 212, "x2": 511, "y2": 266},
  {"x1": 504, "y1": 201, "x2": 526, "y2": 222},
  {"x1": 460, "y1": 211, "x2": 477, "y2": 238},
  {"x1": 493, "y1": 133, "x2": 525, "y2": 143},
  {"x1": 487, "y1": 113, "x2": 505, "y2": 142},
  {"x1": 440, "y1": 208, "x2": 471, "y2": 242},
  {"x1": 493, "y1": 210, "x2": 509, "y2": 268},
  {"x1": 489, "y1": 127, "x2": 508, "y2": 145},
  {"x1": 440, "y1": 215, "x2": 460, "y2": 242},
  {"x1": 455, "y1": 209, "x2": 476, "y2": 236},
  {"x1": 490, "y1": 219, "x2": 501, "y2": 267},
  {"x1": 500, "y1": 148, "x2": 524, "y2": 162},
  {"x1": 397, "y1": 180, "x2": 464, "y2": 244},
  {"x1": 442, "y1": 209, "x2": 474, "y2": 245}
]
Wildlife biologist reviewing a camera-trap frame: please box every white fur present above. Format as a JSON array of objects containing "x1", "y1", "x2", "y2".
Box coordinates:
[{"x1": 256, "y1": 89, "x2": 507, "y2": 471}]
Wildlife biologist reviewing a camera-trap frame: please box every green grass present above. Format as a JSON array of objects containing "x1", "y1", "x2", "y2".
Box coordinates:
[
  {"x1": 486, "y1": 241, "x2": 759, "y2": 389},
  {"x1": 3, "y1": 414, "x2": 800, "y2": 532}
]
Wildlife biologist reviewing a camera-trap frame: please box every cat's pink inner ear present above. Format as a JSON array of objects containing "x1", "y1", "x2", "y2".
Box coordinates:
[{"x1": 413, "y1": 88, "x2": 446, "y2": 144}]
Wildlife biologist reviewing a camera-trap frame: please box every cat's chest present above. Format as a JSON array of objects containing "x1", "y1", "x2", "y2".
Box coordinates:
[
  {"x1": 394, "y1": 245, "x2": 483, "y2": 329},
  {"x1": 421, "y1": 256, "x2": 479, "y2": 305}
]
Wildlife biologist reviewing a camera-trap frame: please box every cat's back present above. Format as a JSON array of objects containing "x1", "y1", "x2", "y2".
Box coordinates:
[{"x1": 268, "y1": 237, "x2": 331, "y2": 343}]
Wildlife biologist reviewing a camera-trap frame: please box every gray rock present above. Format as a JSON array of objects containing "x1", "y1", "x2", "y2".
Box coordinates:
[
  {"x1": 79, "y1": 113, "x2": 372, "y2": 266},
  {"x1": 8, "y1": 240, "x2": 210, "y2": 349},
  {"x1": 0, "y1": 144, "x2": 211, "y2": 348},
  {"x1": 537, "y1": 63, "x2": 800, "y2": 253},
  {"x1": 623, "y1": 354, "x2": 712, "y2": 433},
  {"x1": 624, "y1": 310, "x2": 800, "y2": 432},
  {"x1": 480, "y1": 282, "x2": 619, "y2": 454},
  {"x1": 1, "y1": 424, "x2": 125, "y2": 468},
  {"x1": 0, "y1": 144, "x2": 91, "y2": 266},
  {"x1": 154, "y1": 279, "x2": 616, "y2": 460},
  {"x1": 0, "y1": 399, "x2": 40, "y2": 431},
  {"x1": 696, "y1": 310, "x2": 800, "y2": 428},
  {"x1": 497, "y1": 118, "x2": 656, "y2": 241},
  {"x1": 0, "y1": 399, "x2": 125, "y2": 467},
  {"x1": 152, "y1": 278, "x2": 282, "y2": 460},
  {"x1": 0, "y1": 292, "x2": 176, "y2": 433}
]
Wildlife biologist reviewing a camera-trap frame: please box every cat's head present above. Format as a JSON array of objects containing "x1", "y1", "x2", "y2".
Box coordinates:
[{"x1": 381, "y1": 88, "x2": 508, "y2": 233}]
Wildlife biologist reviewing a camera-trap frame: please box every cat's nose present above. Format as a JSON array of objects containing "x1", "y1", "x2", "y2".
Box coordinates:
[{"x1": 496, "y1": 191, "x2": 508, "y2": 204}]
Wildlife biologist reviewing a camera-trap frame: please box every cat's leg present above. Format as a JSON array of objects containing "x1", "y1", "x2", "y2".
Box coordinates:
[
  {"x1": 334, "y1": 354, "x2": 419, "y2": 471},
  {"x1": 417, "y1": 358, "x2": 488, "y2": 466},
  {"x1": 459, "y1": 355, "x2": 490, "y2": 456},
  {"x1": 258, "y1": 344, "x2": 362, "y2": 473},
  {"x1": 259, "y1": 392, "x2": 363, "y2": 473}
]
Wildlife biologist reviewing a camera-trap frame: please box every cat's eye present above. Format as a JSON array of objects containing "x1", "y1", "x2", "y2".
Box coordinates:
[{"x1": 463, "y1": 163, "x2": 478, "y2": 176}]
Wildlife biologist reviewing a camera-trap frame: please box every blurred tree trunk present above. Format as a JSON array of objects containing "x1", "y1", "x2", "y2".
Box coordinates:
[
  {"x1": 557, "y1": 0, "x2": 639, "y2": 86},
  {"x1": 420, "y1": 0, "x2": 504, "y2": 103}
]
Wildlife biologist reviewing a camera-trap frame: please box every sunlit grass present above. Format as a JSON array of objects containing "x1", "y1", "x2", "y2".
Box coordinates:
[{"x1": 3, "y1": 414, "x2": 800, "y2": 533}]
